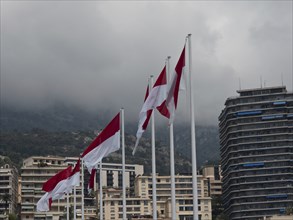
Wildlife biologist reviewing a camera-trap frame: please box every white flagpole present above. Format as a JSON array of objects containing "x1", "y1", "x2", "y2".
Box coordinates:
[
  {"x1": 149, "y1": 75, "x2": 158, "y2": 220},
  {"x1": 99, "y1": 161, "x2": 103, "y2": 220},
  {"x1": 73, "y1": 186, "x2": 76, "y2": 220},
  {"x1": 121, "y1": 108, "x2": 126, "y2": 220},
  {"x1": 187, "y1": 34, "x2": 199, "y2": 220},
  {"x1": 167, "y1": 56, "x2": 176, "y2": 220},
  {"x1": 66, "y1": 193, "x2": 69, "y2": 220},
  {"x1": 81, "y1": 159, "x2": 85, "y2": 220}
]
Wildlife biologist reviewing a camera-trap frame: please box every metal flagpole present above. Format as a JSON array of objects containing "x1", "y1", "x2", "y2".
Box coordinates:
[
  {"x1": 73, "y1": 186, "x2": 76, "y2": 220},
  {"x1": 66, "y1": 193, "x2": 69, "y2": 220},
  {"x1": 167, "y1": 56, "x2": 176, "y2": 220},
  {"x1": 150, "y1": 75, "x2": 158, "y2": 220},
  {"x1": 121, "y1": 108, "x2": 126, "y2": 220},
  {"x1": 170, "y1": 123, "x2": 176, "y2": 220},
  {"x1": 187, "y1": 34, "x2": 199, "y2": 220},
  {"x1": 99, "y1": 161, "x2": 103, "y2": 220},
  {"x1": 81, "y1": 159, "x2": 85, "y2": 220}
]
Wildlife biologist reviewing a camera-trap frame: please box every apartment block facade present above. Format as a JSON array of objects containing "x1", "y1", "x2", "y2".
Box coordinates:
[
  {"x1": 134, "y1": 174, "x2": 213, "y2": 220},
  {"x1": 21, "y1": 156, "x2": 84, "y2": 220},
  {"x1": 219, "y1": 86, "x2": 293, "y2": 220},
  {"x1": 0, "y1": 163, "x2": 18, "y2": 218},
  {"x1": 20, "y1": 156, "x2": 143, "y2": 220}
]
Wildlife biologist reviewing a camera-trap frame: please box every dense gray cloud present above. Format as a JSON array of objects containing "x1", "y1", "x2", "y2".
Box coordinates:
[{"x1": 1, "y1": 1, "x2": 292, "y2": 125}]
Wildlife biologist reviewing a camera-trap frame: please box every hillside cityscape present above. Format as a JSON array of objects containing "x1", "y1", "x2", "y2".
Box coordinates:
[
  {"x1": 1, "y1": 85, "x2": 292, "y2": 220},
  {"x1": 1, "y1": 1, "x2": 292, "y2": 220}
]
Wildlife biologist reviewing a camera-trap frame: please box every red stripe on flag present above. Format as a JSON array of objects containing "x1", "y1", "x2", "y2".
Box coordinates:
[
  {"x1": 42, "y1": 166, "x2": 72, "y2": 192},
  {"x1": 81, "y1": 113, "x2": 120, "y2": 157},
  {"x1": 154, "y1": 66, "x2": 167, "y2": 87},
  {"x1": 70, "y1": 158, "x2": 80, "y2": 176},
  {"x1": 173, "y1": 46, "x2": 185, "y2": 109}
]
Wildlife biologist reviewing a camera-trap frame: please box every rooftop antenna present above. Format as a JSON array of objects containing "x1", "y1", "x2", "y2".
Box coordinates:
[
  {"x1": 260, "y1": 76, "x2": 263, "y2": 88},
  {"x1": 264, "y1": 80, "x2": 266, "y2": 88},
  {"x1": 281, "y1": 73, "x2": 284, "y2": 86}
]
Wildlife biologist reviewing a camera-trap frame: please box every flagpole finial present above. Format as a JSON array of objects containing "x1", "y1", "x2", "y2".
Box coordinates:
[{"x1": 188, "y1": 33, "x2": 192, "y2": 37}]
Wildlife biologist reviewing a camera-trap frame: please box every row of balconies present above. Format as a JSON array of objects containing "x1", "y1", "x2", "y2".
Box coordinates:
[
  {"x1": 219, "y1": 116, "x2": 292, "y2": 139},
  {"x1": 219, "y1": 106, "x2": 293, "y2": 131},
  {"x1": 229, "y1": 201, "x2": 290, "y2": 213},
  {"x1": 220, "y1": 127, "x2": 292, "y2": 148},
  {"x1": 219, "y1": 122, "x2": 291, "y2": 143},
  {"x1": 219, "y1": 101, "x2": 293, "y2": 126},
  {"x1": 220, "y1": 144, "x2": 291, "y2": 163},
  {"x1": 220, "y1": 138, "x2": 292, "y2": 157},
  {"x1": 223, "y1": 184, "x2": 292, "y2": 201},
  {"x1": 220, "y1": 118, "x2": 293, "y2": 142},
  {"x1": 223, "y1": 194, "x2": 293, "y2": 209},
  {"x1": 221, "y1": 158, "x2": 292, "y2": 176},
  {"x1": 221, "y1": 150, "x2": 292, "y2": 168},
  {"x1": 222, "y1": 144, "x2": 291, "y2": 159},
  {"x1": 222, "y1": 171, "x2": 293, "y2": 188},
  {"x1": 220, "y1": 132, "x2": 291, "y2": 151},
  {"x1": 229, "y1": 195, "x2": 292, "y2": 207},
  {"x1": 219, "y1": 94, "x2": 291, "y2": 121},
  {"x1": 223, "y1": 177, "x2": 293, "y2": 197},
  {"x1": 222, "y1": 167, "x2": 293, "y2": 184}
]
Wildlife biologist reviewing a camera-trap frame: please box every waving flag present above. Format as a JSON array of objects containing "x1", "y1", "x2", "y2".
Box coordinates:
[
  {"x1": 133, "y1": 66, "x2": 168, "y2": 154},
  {"x1": 157, "y1": 46, "x2": 186, "y2": 123},
  {"x1": 37, "y1": 166, "x2": 73, "y2": 211},
  {"x1": 64, "y1": 159, "x2": 81, "y2": 193},
  {"x1": 81, "y1": 113, "x2": 120, "y2": 172}
]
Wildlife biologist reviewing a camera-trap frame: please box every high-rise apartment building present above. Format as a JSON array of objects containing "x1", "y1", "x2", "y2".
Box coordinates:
[{"x1": 219, "y1": 86, "x2": 293, "y2": 220}]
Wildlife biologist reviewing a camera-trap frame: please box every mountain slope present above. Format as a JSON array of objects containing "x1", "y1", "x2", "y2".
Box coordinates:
[{"x1": 0, "y1": 106, "x2": 220, "y2": 173}]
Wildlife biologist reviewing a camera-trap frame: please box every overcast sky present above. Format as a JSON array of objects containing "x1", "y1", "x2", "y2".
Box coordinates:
[{"x1": 1, "y1": 1, "x2": 292, "y2": 126}]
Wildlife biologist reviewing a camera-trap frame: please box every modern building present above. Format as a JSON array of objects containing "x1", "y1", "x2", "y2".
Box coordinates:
[
  {"x1": 0, "y1": 163, "x2": 18, "y2": 218},
  {"x1": 219, "y1": 86, "x2": 293, "y2": 220}
]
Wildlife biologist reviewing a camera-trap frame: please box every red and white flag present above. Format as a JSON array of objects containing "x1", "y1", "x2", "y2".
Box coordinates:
[
  {"x1": 133, "y1": 66, "x2": 168, "y2": 154},
  {"x1": 81, "y1": 113, "x2": 120, "y2": 173},
  {"x1": 37, "y1": 166, "x2": 73, "y2": 211},
  {"x1": 64, "y1": 159, "x2": 81, "y2": 194},
  {"x1": 157, "y1": 46, "x2": 186, "y2": 123}
]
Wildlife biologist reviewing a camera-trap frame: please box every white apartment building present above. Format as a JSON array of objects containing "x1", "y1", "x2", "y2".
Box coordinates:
[
  {"x1": 20, "y1": 156, "x2": 143, "y2": 220},
  {"x1": 134, "y1": 174, "x2": 213, "y2": 220},
  {"x1": 98, "y1": 188, "x2": 152, "y2": 220},
  {"x1": 0, "y1": 163, "x2": 18, "y2": 219},
  {"x1": 21, "y1": 156, "x2": 84, "y2": 220}
]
